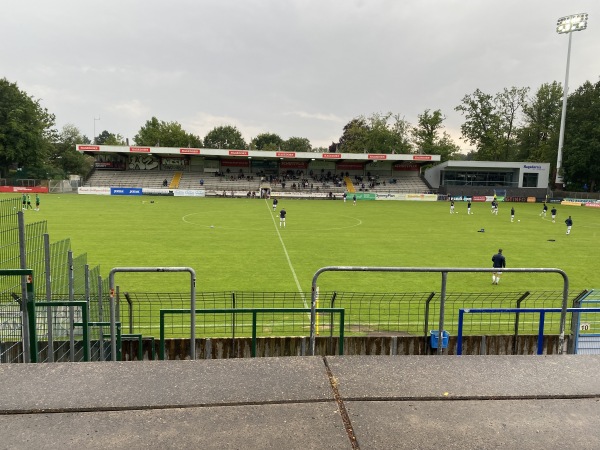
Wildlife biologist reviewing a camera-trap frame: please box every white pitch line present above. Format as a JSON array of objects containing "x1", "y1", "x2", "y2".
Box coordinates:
[{"x1": 266, "y1": 200, "x2": 309, "y2": 310}]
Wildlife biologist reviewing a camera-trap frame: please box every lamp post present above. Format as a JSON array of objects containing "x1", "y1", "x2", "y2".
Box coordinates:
[
  {"x1": 555, "y1": 13, "x2": 588, "y2": 187},
  {"x1": 93, "y1": 116, "x2": 101, "y2": 144}
]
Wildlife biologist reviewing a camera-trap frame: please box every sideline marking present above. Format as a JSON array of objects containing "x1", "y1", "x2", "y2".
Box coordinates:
[{"x1": 267, "y1": 201, "x2": 308, "y2": 309}]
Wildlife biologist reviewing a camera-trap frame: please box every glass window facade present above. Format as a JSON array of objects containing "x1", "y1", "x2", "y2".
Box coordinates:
[{"x1": 441, "y1": 170, "x2": 517, "y2": 187}]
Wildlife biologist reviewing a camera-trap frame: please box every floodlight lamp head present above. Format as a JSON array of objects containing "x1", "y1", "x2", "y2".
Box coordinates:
[{"x1": 556, "y1": 13, "x2": 589, "y2": 34}]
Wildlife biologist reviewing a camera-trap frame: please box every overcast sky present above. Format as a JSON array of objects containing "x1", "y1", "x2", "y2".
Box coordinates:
[{"x1": 2, "y1": 0, "x2": 599, "y2": 151}]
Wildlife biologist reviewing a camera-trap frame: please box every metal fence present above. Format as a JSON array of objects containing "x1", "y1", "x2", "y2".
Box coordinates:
[
  {"x1": 0, "y1": 197, "x2": 106, "y2": 363},
  {"x1": 120, "y1": 289, "x2": 579, "y2": 339}
]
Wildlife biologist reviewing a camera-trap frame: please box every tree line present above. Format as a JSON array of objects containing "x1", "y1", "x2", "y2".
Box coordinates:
[{"x1": 1, "y1": 76, "x2": 598, "y2": 190}]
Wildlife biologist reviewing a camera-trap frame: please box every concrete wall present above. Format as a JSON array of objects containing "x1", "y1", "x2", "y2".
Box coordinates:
[{"x1": 121, "y1": 335, "x2": 567, "y2": 361}]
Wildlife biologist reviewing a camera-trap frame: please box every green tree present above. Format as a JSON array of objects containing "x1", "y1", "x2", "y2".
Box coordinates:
[
  {"x1": 455, "y1": 87, "x2": 528, "y2": 161},
  {"x1": 252, "y1": 133, "x2": 283, "y2": 151},
  {"x1": 0, "y1": 78, "x2": 56, "y2": 177},
  {"x1": 516, "y1": 82, "x2": 562, "y2": 164},
  {"x1": 203, "y1": 125, "x2": 246, "y2": 149},
  {"x1": 338, "y1": 113, "x2": 412, "y2": 154},
  {"x1": 49, "y1": 124, "x2": 94, "y2": 178},
  {"x1": 96, "y1": 130, "x2": 127, "y2": 146},
  {"x1": 562, "y1": 79, "x2": 600, "y2": 191},
  {"x1": 411, "y1": 109, "x2": 460, "y2": 161},
  {"x1": 134, "y1": 117, "x2": 202, "y2": 147},
  {"x1": 281, "y1": 137, "x2": 312, "y2": 153}
]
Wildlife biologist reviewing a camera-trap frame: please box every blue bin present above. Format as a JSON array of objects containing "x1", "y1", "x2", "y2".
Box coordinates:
[{"x1": 430, "y1": 330, "x2": 449, "y2": 349}]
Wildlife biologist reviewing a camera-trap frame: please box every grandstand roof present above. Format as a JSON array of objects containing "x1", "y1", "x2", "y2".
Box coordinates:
[{"x1": 76, "y1": 144, "x2": 441, "y2": 164}]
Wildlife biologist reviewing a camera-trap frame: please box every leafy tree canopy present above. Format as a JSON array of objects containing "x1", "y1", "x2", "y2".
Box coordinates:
[
  {"x1": 282, "y1": 136, "x2": 312, "y2": 153},
  {"x1": 203, "y1": 125, "x2": 246, "y2": 149},
  {"x1": 252, "y1": 133, "x2": 283, "y2": 151},
  {"x1": 0, "y1": 78, "x2": 56, "y2": 176},
  {"x1": 338, "y1": 113, "x2": 412, "y2": 154},
  {"x1": 134, "y1": 117, "x2": 202, "y2": 148}
]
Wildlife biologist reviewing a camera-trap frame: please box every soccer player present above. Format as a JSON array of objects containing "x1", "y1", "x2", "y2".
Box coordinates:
[
  {"x1": 491, "y1": 248, "x2": 506, "y2": 285},
  {"x1": 279, "y1": 208, "x2": 286, "y2": 227},
  {"x1": 551, "y1": 207, "x2": 557, "y2": 223},
  {"x1": 272, "y1": 198, "x2": 278, "y2": 211},
  {"x1": 467, "y1": 200, "x2": 472, "y2": 215},
  {"x1": 22, "y1": 193, "x2": 26, "y2": 211},
  {"x1": 565, "y1": 216, "x2": 573, "y2": 235},
  {"x1": 343, "y1": 192, "x2": 347, "y2": 203},
  {"x1": 510, "y1": 206, "x2": 515, "y2": 222},
  {"x1": 353, "y1": 194, "x2": 357, "y2": 205},
  {"x1": 540, "y1": 203, "x2": 548, "y2": 217},
  {"x1": 35, "y1": 194, "x2": 40, "y2": 211},
  {"x1": 450, "y1": 200, "x2": 455, "y2": 214},
  {"x1": 26, "y1": 194, "x2": 32, "y2": 209}
]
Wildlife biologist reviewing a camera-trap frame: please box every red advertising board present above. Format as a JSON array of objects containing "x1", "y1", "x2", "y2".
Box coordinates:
[
  {"x1": 276, "y1": 152, "x2": 296, "y2": 158},
  {"x1": 228, "y1": 150, "x2": 249, "y2": 156},
  {"x1": 180, "y1": 148, "x2": 201, "y2": 154},
  {"x1": 393, "y1": 163, "x2": 419, "y2": 171},
  {"x1": 321, "y1": 153, "x2": 341, "y2": 159},
  {"x1": 412, "y1": 155, "x2": 432, "y2": 161},
  {"x1": 221, "y1": 159, "x2": 250, "y2": 167},
  {"x1": 130, "y1": 147, "x2": 151, "y2": 153},
  {"x1": 337, "y1": 162, "x2": 364, "y2": 170},
  {"x1": 0, "y1": 186, "x2": 49, "y2": 193},
  {"x1": 77, "y1": 145, "x2": 100, "y2": 151},
  {"x1": 368, "y1": 154, "x2": 387, "y2": 160},
  {"x1": 280, "y1": 161, "x2": 308, "y2": 169}
]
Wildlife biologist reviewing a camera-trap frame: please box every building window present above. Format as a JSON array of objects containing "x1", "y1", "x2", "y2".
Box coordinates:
[{"x1": 522, "y1": 173, "x2": 538, "y2": 188}]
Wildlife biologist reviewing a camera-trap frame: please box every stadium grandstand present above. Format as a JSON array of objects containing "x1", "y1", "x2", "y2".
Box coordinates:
[{"x1": 77, "y1": 144, "x2": 437, "y2": 198}]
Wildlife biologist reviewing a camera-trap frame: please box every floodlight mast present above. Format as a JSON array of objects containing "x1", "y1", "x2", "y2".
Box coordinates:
[{"x1": 555, "y1": 13, "x2": 588, "y2": 187}]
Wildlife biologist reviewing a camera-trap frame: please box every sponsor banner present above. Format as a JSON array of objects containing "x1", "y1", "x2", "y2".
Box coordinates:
[
  {"x1": 450, "y1": 195, "x2": 473, "y2": 202},
  {"x1": 548, "y1": 198, "x2": 563, "y2": 204},
  {"x1": 522, "y1": 164, "x2": 545, "y2": 171},
  {"x1": 321, "y1": 153, "x2": 341, "y2": 159},
  {"x1": 251, "y1": 160, "x2": 278, "y2": 170},
  {"x1": 111, "y1": 187, "x2": 142, "y2": 196},
  {"x1": 78, "y1": 186, "x2": 111, "y2": 195},
  {"x1": 0, "y1": 186, "x2": 48, "y2": 193},
  {"x1": 352, "y1": 192, "x2": 377, "y2": 200},
  {"x1": 527, "y1": 197, "x2": 537, "y2": 203},
  {"x1": 130, "y1": 147, "x2": 151, "y2": 153},
  {"x1": 94, "y1": 161, "x2": 125, "y2": 170},
  {"x1": 77, "y1": 145, "x2": 100, "y2": 151},
  {"x1": 142, "y1": 188, "x2": 173, "y2": 196},
  {"x1": 393, "y1": 163, "x2": 419, "y2": 171},
  {"x1": 561, "y1": 200, "x2": 583, "y2": 206},
  {"x1": 279, "y1": 161, "x2": 308, "y2": 169},
  {"x1": 376, "y1": 193, "x2": 407, "y2": 201},
  {"x1": 228, "y1": 150, "x2": 249, "y2": 156},
  {"x1": 405, "y1": 193, "x2": 437, "y2": 201},
  {"x1": 472, "y1": 196, "x2": 487, "y2": 202},
  {"x1": 173, "y1": 189, "x2": 206, "y2": 197},
  {"x1": 585, "y1": 202, "x2": 600, "y2": 208},
  {"x1": 337, "y1": 162, "x2": 364, "y2": 170},
  {"x1": 412, "y1": 155, "x2": 432, "y2": 161},
  {"x1": 368, "y1": 154, "x2": 387, "y2": 160},
  {"x1": 221, "y1": 159, "x2": 250, "y2": 167},
  {"x1": 179, "y1": 148, "x2": 201, "y2": 154},
  {"x1": 276, "y1": 152, "x2": 296, "y2": 158}
]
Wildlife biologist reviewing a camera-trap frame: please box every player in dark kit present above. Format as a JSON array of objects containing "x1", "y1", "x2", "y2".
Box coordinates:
[
  {"x1": 279, "y1": 208, "x2": 286, "y2": 227},
  {"x1": 551, "y1": 207, "x2": 557, "y2": 223},
  {"x1": 565, "y1": 216, "x2": 573, "y2": 235},
  {"x1": 510, "y1": 207, "x2": 515, "y2": 222},
  {"x1": 491, "y1": 249, "x2": 506, "y2": 285},
  {"x1": 272, "y1": 198, "x2": 278, "y2": 211}
]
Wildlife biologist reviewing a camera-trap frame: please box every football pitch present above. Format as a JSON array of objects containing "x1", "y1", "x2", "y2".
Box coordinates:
[{"x1": 13, "y1": 193, "x2": 599, "y2": 296}]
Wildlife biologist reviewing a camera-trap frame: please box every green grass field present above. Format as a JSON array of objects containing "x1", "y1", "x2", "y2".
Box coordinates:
[{"x1": 8, "y1": 193, "x2": 598, "y2": 296}]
